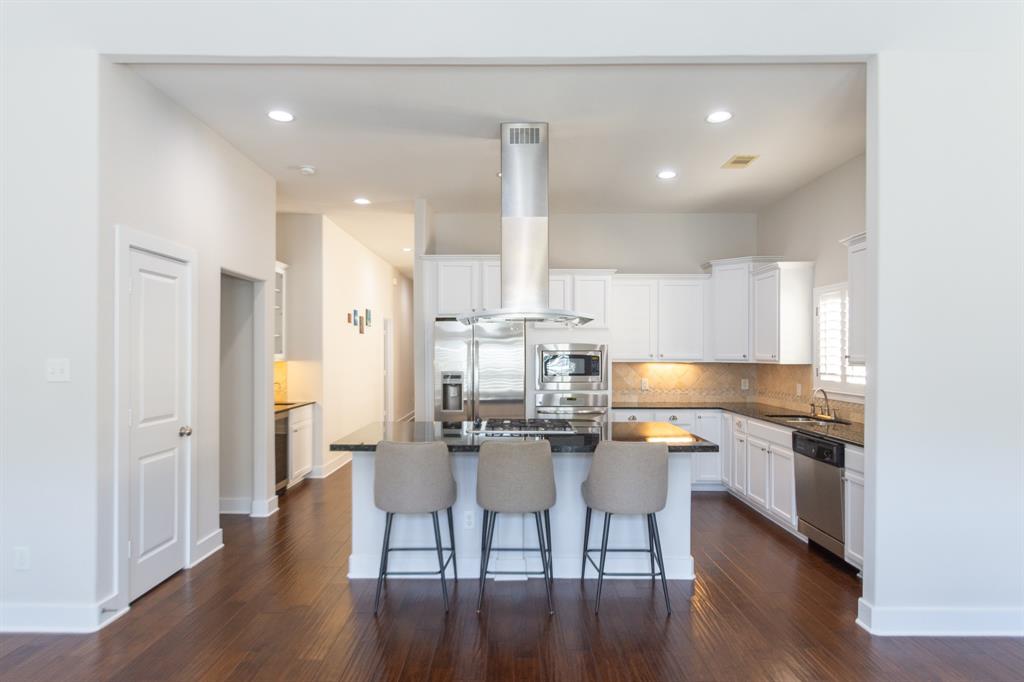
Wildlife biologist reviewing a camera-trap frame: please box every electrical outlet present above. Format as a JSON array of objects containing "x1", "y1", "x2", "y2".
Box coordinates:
[
  {"x1": 741, "y1": 378, "x2": 749, "y2": 391},
  {"x1": 46, "y1": 358, "x2": 71, "y2": 382},
  {"x1": 796, "y1": 383, "x2": 803, "y2": 397},
  {"x1": 14, "y1": 547, "x2": 30, "y2": 571},
  {"x1": 640, "y1": 377, "x2": 650, "y2": 392},
  {"x1": 464, "y1": 511, "x2": 475, "y2": 529}
]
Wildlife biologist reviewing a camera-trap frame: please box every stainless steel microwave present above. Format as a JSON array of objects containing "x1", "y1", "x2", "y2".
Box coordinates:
[{"x1": 535, "y1": 343, "x2": 608, "y2": 391}]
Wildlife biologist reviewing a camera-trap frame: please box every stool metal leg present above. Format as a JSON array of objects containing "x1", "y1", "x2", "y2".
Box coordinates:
[
  {"x1": 650, "y1": 513, "x2": 672, "y2": 615},
  {"x1": 647, "y1": 514, "x2": 656, "y2": 581},
  {"x1": 581, "y1": 506, "x2": 592, "y2": 582},
  {"x1": 594, "y1": 512, "x2": 612, "y2": 615},
  {"x1": 374, "y1": 512, "x2": 394, "y2": 615},
  {"x1": 446, "y1": 506, "x2": 458, "y2": 581},
  {"x1": 431, "y1": 511, "x2": 450, "y2": 612},
  {"x1": 477, "y1": 510, "x2": 497, "y2": 613},
  {"x1": 544, "y1": 509, "x2": 553, "y2": 584},
  {"x1": 534, "y1": 512, "x2": 554, "y2": 614}
]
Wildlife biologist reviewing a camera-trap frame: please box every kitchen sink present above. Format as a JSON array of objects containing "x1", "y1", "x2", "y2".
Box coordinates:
[{"x1": 764, "y1": 414, "x2": 852, "y2": 426}]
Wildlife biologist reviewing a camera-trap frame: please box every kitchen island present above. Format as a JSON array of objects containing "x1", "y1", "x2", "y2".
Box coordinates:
[{"x1": 332, "y1": 421, "x2": 717, "y2": 581}]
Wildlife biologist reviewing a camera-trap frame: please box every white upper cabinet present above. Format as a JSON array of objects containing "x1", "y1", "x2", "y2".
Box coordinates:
[
  {"x1": 753, "y1": 268, "x2": 780, "y2": 361},
  {"x1": 657, "y1": 279, "x2": 705, "y2": 360},
  {"x1": 274, "y1": 261, "x2": 287, "y2": 361},
  {"x1": 533, "y1": 272, "x2": 571, "y2": 329},
  {"x1": 436, "y1": 260, "x2": 479, "y2": 315},
  {"x1": 752, "y1": 261, "x2": 814, "y2": 364},
  {"x1": 481, "y1": 260, "x2": 502, "y2": 311},
  {"x1": 711, "y1": 261, "x2": 752, "y2": 361},
  {"x1": 843, "y1": 233, "x2": 867, "y2": 366},
  {"x1": 573, "y1": 274, "x2": 610, "y2": 329},
  {"x1": 610, "y1": 278, "x2": 658, "y2": 360}
]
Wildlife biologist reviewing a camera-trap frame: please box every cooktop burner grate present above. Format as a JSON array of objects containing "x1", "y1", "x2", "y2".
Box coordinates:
[{"x1": 476, "y1": 418, "x2": 575, "y2": 434}]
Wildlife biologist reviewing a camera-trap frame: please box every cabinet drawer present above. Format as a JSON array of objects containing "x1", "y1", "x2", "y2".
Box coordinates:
[
  {"x1": 651, "y1": 409, "x2": 695, "y2": 427},
  {"x1": 613, "y1": 410, "x2": 655, "y2": 423},
  {"x1": 844, "y1": 445, "x2": 865, "y2": 474},
  {"x1": 288, "y1": 404, "x2": 314, "y2": 425},
  {"x1": 747, "y1": 418, "x2": 791, "y2": 448}
]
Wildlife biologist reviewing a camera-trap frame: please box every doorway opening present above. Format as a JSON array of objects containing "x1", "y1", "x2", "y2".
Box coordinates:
[{"x1": 219, "y1": 272, "x2": 256, "y2": 514}]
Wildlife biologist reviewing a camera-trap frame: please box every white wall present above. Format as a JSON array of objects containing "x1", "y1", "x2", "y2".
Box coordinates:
[
  {"x1": 432, "y1": 213, "x2": 757, "y2": 273},
  {"x1": 391, "y1": 276, "x2": 415, "y2": 419},
  {"x1": 219, "y1": 274, "x2": 255, "y2": 512},
  {"x1": 757, "y1": 155, "x2": 865, "y2": 286},
  {"x1": 2, "y1": 0, "x2": 1020, "y2": 636},
  {"x1": 276, "y1": 213, "x2": 324, "y2": 405}
]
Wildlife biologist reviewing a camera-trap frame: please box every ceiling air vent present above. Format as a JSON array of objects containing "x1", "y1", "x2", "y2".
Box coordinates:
[
  {"x1": 509, "y1": 127, "x2": 541, "y2": 144},
  {"x1": 722, "y1": 154, "x2": 759, "y2": 169}
]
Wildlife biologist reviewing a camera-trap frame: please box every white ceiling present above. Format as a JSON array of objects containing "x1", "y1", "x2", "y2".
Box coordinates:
[{"x1": 132, "y1": 63, "x2": 865, "y2": 276}]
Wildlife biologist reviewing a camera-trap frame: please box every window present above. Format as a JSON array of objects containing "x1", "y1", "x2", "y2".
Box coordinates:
[{"x1": 814, "y1": 283, "x2": 865, "y2": 398}]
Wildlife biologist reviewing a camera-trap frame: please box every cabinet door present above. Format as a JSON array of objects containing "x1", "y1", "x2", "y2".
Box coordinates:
[
  {"x1": 693, "y1": 412, "x2": 722, "y2": 483},
  {"x1": 658, "y1": 279, "x2": 704, "y2": 360},
  {"x1": 437, "y1": 261, "x2": 479, "y2": 315},
  {"x1": 746, "y1": 436, "x2": 770, "y2": 509},
  {"x1": 847, "y1": 241, "x2": 867, "y2": 365},
  {"x1": 610, "y1": 280, "x2": 658, "y2": 360},
  {"x1": 731, "y1": 434, "x2": 748, "y2": 494},
  {"x1": 712, "y1": 263, "x2": 751, "y2": 361},
  {"x1": 573, "y1": 275, "x2": 610, "y2": 328},
  {"x1": 481, "y1": 261, "x2": 502, "y2": 311},
  {"x1": 535, "y1": 273, "x2": 573, "y2": 328},
  {"x1": 753, "y1": 269, "x2": 780, "y2": 362},
  {"x1": 289, "y1": 417, "x2": 313, "y2": 484},
  {"x1": 768, "y1": 443, "x2": 797, "y2": 527},
  {"x1": 844, "y1": 470, "x2": 865, "y2": 569}
]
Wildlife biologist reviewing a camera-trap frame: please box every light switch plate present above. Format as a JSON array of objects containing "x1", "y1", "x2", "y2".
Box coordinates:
[
  {"x1": 796, "y1": 383, "x2": 803, "y2": 397},
  {"x1": 640, "y1": 377, "x2": 650, "y2": 392},
  {"x1": 741, "y1": 378, "x2": 749, "y2": 391},
  {"x1": 46, "y1": 358, "x2": 71, "y2": 382}
]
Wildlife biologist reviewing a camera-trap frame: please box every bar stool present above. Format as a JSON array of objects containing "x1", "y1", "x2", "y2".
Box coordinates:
[
  {"x1": 580, "y1": 441, "x2": 671, "y2": 615},
  {"x1": 476, "y1": 440, "x2": 556, "y2": 615},
  {"x1": 373, "y1": 441, "x2": 457, "y2": 615}
]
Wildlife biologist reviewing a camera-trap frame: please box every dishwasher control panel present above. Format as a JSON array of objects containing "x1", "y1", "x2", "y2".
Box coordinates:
[{"x1": 792, "y1": 431, "x2": 845, "y2": 467}]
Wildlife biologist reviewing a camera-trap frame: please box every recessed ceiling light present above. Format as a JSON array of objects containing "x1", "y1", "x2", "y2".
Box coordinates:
[
  {"x1": 353, "y1": 197, "x2": 371, "y2": 205},
  {"x1": 402, "y1": 247, "x2": 412, "y2": 252},
  {"x1": 267, "y1": 110, "x2": 294, "y2": 123},
  {"x1": 298, "y1": 165, "x2": 316, "y2": 176},
  {"x1": 706, "y1": 110, "x2": 733, "y2": 124},
  {"x1": 657, "y1": 169, "x2": 677, "y2": 180}
]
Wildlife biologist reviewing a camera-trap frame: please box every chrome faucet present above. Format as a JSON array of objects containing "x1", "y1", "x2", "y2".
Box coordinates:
[{"x1": 811, "y1": 388, "x2": 833, "y2": 419}]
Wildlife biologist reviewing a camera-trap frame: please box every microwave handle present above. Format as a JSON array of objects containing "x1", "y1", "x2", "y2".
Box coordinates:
[{"x1": 537, "y1": 408, "x2": 607, "y2": 415}]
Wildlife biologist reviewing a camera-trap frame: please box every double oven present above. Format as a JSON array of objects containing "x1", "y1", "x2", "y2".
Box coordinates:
[{"x1": 534, "y1": 343, "x2": 609, "y2": 428}]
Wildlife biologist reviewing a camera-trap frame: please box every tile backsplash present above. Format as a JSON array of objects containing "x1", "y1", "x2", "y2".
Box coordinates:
[
  {"x1": 273, "y1": 361, "x2": 289, "y2": 403},
  {"x1": 613, "y1": 362, "x2": 864, "y2": 423}
]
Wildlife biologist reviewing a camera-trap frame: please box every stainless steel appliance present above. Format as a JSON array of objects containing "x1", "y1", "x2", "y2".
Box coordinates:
[
  {"x1": 274, "y1": 411, "x2": 289, "y2": 493},
  {"x1": 793, "y1": 431, "x2": 846, "y2": 558},
  {"x1": 536, "y1": 343, "x2": 608, "y2": 391},
  {"x1": 474, "y1": 418, "x2": 574, "y2": 435},
  {"x1": 434, "y1": 317, "x2": 526, "y2": 424},
  {"x1": 457, "y1": 123, "x2": 590, "y2": 326},
  {"x1": 535, "y1": 392, "x2": 609, "y2": 428}
]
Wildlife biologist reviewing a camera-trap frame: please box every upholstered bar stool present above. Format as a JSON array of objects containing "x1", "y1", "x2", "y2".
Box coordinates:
[
  {"x1": 476, "y1": 440, "x2": 556, "y2": 615},
  {"x1": 580, "y1": 441, "x2": 671, "y2": 615},
  {"x1": 373, "y1": 441, "x2": 457, "y2": 615}
]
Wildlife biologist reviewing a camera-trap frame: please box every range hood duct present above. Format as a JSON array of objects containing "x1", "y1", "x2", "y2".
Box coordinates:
[{"x1": 457, "y1": 122, "x2": 591, "y2": 326}]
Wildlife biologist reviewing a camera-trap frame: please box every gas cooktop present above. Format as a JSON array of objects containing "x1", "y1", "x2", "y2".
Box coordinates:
[{"x1": 474, "y1": 418, "x2": 575, "y2": 435}]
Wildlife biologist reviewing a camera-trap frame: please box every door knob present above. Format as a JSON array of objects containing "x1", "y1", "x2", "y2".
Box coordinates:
[{"x1": 179, "y1": 426, "x2": 193, "y2": 437}]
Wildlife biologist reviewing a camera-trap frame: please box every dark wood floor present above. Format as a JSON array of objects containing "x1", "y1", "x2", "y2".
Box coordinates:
[{"x1": 2, "y1": 467, "x2": 1022, "y2": 681}]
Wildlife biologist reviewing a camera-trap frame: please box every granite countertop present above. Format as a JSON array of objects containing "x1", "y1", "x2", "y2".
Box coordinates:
[
  {"x1": 611, "y1": 400, "x2": 864, "y2": 446},
  {"x1": 274, "y1": 401, "x2": 315, "y2": 414},
  {"x1": 330, "y1": 421, "x2": 719, "y2": 454}
]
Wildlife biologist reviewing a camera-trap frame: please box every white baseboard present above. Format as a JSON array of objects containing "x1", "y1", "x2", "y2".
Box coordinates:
[
  {"x1": 692, "y1": 482, "x2": 728, "y2": 492},
  {"x1": 857, "y1": 598, "x2": 1024, "y2": 637},
  {"x1": 219, "y1": 497, "x2": 253, "y2": 514},
  {"x1": 310, "y1": 452, "x2": 350, "y2": 478},
  {"x1": 0, "y1": 600, "x2": 128, "y2": 633},
  {"x1": 190, "y1": 529, "x2": 224, "y2": 568},
  {"x1": 250, "y1": 495, "x2": 279, "y2": 518}
]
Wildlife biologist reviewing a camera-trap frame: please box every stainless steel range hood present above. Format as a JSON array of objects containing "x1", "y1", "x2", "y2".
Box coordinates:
[{"x1": 457, "y1": 123, "x2": 591, "y2": 326}]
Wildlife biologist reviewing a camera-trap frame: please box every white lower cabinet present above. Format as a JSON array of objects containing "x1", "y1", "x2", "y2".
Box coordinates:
[
  {"x1": 768, "y1": 443, "x2": 797, "y2": 528},
  {"x1": 612, "y1": 409, "x2": 656, "y2": 423},
  {"x1": 288, "y1": 405, "x2": 314, "y2": 485},
  {"x1": 691, "y1": 411, "x2": 723, "y2": 486},
  {"x1": 730, "y1": 432, "x2": 747, "y2": 495},
  {"x1": 746, "y1": 435, "x2": 770, "y2": 510},
  {"x1": 843, "y1": 454, "x2": 865, "y2": 569}
]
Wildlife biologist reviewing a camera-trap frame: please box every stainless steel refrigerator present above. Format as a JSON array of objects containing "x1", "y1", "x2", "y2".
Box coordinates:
[{"x1": 434, "y1": 318, "x2": 525, "y2": 423}]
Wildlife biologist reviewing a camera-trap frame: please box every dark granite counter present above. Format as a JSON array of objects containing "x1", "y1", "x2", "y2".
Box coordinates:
[
  {"x1": 611, "y1": 400, "x2": 864, "y2": 446},
  {"x1": 274, "y1": 401, "x2": 315, "y2": 414},
  {"x1": 330, "y1": 421, "x2": 718, "y2": 454}
]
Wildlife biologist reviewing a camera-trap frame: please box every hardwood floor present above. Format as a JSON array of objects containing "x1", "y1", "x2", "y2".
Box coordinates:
[{"x1": 2, "y1": 467, "x2": 1022, "y2": 681}]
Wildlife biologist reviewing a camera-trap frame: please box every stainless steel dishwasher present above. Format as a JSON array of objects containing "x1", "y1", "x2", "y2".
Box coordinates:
[{"x1": 793, "y1": 431, "x2": 846, "y2": 558}]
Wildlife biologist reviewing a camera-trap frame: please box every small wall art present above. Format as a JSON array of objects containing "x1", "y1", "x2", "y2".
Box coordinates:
[
  {"x1": 365, "y1": 309, "x2": 372, "y2": 327},
  {"x1": 347, "y1": 312, "x2": 352, "y2": 324},
  {"x1": 358, "y1": 314, "x2": 365, "y2": 334},
  {"x1": 352, "y1": 309, "x2": 359, "y2": 327}
]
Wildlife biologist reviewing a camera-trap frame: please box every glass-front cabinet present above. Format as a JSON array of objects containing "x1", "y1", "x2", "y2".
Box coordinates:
[{"x1": 274, "y1": 261, "x2": 287, "y2": 360}]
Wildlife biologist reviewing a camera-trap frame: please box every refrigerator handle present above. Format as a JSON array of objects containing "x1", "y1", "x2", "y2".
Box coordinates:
[{"x1": 471, "y1": 336, "x2": 480, "y2": 422}]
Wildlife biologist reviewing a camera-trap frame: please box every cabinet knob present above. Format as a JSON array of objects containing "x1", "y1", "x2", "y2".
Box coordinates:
[
  {"x1": 668, "y1": 415, "x2": 677, "y2": 421},
  {"x1": 628, "y1": 415, "x2": 637, "y2": 421},
  {"x1": 742, "y1": 354, "x2": 747, "y2": 359}
]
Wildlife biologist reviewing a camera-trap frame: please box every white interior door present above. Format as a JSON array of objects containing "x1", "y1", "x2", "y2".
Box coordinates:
[{"x1": 129, "y1": 248, "x2": 190, "y2": 600}]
